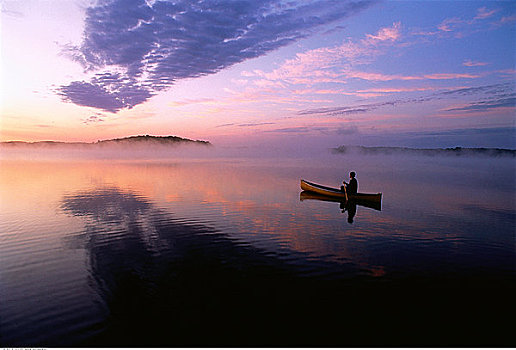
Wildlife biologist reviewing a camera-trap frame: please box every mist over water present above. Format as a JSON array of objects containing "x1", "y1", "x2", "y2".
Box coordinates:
[
  {"x1": 2, "y1": 135, "x2": 515, "y2": 162},
  {"x1": 1, "y1": 146, "x2": 515, "y2": 346}
]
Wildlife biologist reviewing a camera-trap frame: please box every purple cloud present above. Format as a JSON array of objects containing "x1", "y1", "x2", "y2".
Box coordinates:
[
  {"x1": 298, "y1": 100, "x2": 400, "y2": 116},
  {"x1": 298, "y1": 83, "x2": 515, "y2": 116},
  {"x1": 58, "y1": 79, "x2": 154, "y2": 113},
  {"x1": 82, "y1": 112, "x2": 107, "y2": 124},
  {"x1": 237, "y1": 122, "x2": 276, "y2": 127},
  {"x1": 443, "y1": 96, "x2": 516, "y2": 112},
  {"x1": 58, "y1": 0, "x2": 376, "y2": 112},
  {"x1": 264, "y1": 125, "x2": 352, "y2": 134}
]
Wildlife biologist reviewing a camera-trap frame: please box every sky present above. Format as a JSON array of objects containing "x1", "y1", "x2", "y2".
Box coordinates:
[{"x1": 1, "y1": 0, "x2": 515, "y2": 148}]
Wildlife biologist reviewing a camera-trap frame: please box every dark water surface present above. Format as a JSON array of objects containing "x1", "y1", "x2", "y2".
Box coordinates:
[{"x1": 1, "y1": 154, "x2": 514, "y2": 346}]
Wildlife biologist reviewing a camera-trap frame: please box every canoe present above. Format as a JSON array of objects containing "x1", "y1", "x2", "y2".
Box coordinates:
[
  {"x1": 300, "y1": 179, "x2": 348, "y2": 200},
  {"x1": 300, "y1": 179, "x2": 382, "y2": 202}
]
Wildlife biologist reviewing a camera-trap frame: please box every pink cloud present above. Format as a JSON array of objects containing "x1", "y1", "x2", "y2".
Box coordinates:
[
  {"x1": 346, "y1": 71, "x2": 480, "y2": 82},
  {"x1": 423, "y1": 73, "x2": 481, "y2": 80},
  {"x1": 474, "y1": 7, "x2": 498, "y2": 20},
  {"x1": 347, "y1": 71, "x2": 420, "y2": 81},
  {"x1": 364, "y1": 22, "x2": 402, "y2": 44},
  {"x1": 244, "y1": 22, "x2": 404, "y2": 87},
  {"x1": 496, "y1": 69, "x2": 516, "y2": 77},
  {"x1": 414, "y1": 8, "x2": 508, "y2": 39},
  {"x1": 292, "y1": 88, "x2": 383, "y2": 98},
  {"x1": 169, "y1": 98, "x2": 218, "y2": 107},
  {"x1": 357, "y1": 87, "x2": 437, "y2": 93},
  {"x1": 500, "y1": 15, "x2": 516, "y2": 24},
  {"x1": 463, "y1": 60, "x2": 488, "y2": 67},
  {"x1": 437, "y1": 18, "x2": 463, "y2": 32},
  {"x1": 240, "y1": 20, "x2": 484, "y2": 91},
  {"x1": 412, "y1": 30, "x2": 439, "y2": 36}
]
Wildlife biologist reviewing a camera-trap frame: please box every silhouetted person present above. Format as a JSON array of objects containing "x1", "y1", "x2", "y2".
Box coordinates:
[{"x1": 343, "y1": 171, "x2": 358, "y2": 195}]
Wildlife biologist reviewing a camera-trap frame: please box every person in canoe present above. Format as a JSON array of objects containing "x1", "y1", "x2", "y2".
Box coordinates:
[{"x1": 342, "y1": 171, "x2": 358, "y2": 195}]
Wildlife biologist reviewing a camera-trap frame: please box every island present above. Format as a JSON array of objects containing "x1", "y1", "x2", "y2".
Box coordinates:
[{"x1": 0, "y1": 135, "x2": 212, "y2": 148}]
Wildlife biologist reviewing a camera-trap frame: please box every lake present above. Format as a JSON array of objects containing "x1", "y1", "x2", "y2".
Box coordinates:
[{"x1": 1, "y1": 152, "x2": 514, "y2": 346}]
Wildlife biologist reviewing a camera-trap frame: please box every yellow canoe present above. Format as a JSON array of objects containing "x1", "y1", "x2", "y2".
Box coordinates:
[{"x1": 300, "y1": 179, "x2": 382, "y2": 202}]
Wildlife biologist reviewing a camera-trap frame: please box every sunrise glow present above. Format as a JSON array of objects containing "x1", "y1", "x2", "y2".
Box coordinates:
[{"x1": 1, "y1": 1, "x2": 515, "y2": 148}]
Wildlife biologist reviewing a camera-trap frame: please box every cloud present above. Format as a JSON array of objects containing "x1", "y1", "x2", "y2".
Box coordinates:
[
  {"x1": 214, "y1": 121, "x2": 276, "y2": 129},
  {"x1": 364, "y1": 21, "x2": 401, "y2": 44},
  {"x1": 58, "y1": 0, "x2": 376, "y2": 112},
  {"x1": 237, "y1": 122, "x2": 276, "y2": 127},
  {"x1": 442, "y1": 96, "x2": 516, "y2": 112},
  {"x1": 474, "y1": 7, "x2": 498, "y2": 20},
  {"x1": 259, "y1": 22, "x2": 403, "y2": 84},
  {"x1": 438, "y1": 83, "x2": 512, "y2": 97},
  {"x1": 235, "y1": 21, "x2": 406, "y2": 91},
  {"x1": 58, "y1": 77, "x2": 154, "y2": 113},
  {"x1": 357, "y1": 87, "x2": 437, "y2": 94},
  {"x1": 423, "y1": 73, "x2": 481, "y2": 80},
  {"x1": 1, "y1": 2, "x2": 24, "y2": 18},
  {"x1": 298, "y1": 100, "x2": 399, "y2": 116},
  {"x1": 263, "y1": 124, "x2": 359, "y2": 135},
  {"x1": 500, "y1": 15, "x2": 516, "y2": 24},
  {"x1": 415, "y1": 8, "x2": 503, "y2": 38},
  {"x1": 347, "y1": 71, "x2": 482, "y2": 82},
  {"x1": 83, "y1": 113, "x2": 107, "y2": 124},
  {"x1": 1, "y1": 8, "x2": 24, "y2": 18},
  {"x1": 215, "y1": 123, "x2": 235, "y2": 128},
  {"x1": 346, "y1": 71, "x2": 419, "y2": 81},
  {"x1": 243, "y1": 19, "x2": 487, "y2": 90},
  {"x1": 265, "y1": 126, "x2": 313, "y2": 133},
  {"x1": 463, "y1": 60, "x2": 488, "y2": 67},
  {"x1": 298, "y1": 83, "x2": 515, "y2": 116},
  {"x1": 169, "y1": 98, "x2": 218, "y2": 107},
  {"x1": 437, "y1": 17, "x2": 463, "y2": 32}
]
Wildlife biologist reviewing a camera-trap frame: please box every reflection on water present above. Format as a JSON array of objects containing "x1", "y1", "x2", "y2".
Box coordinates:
[
  {"x1": 299, "y1": 190, "x2": 382, "y2": 223},
  {"x1": 1, "y1": 156, "x2": 515, "y2": 346},
  {"x1": 341, "y1": 201, "x2": 357, "y2": 223}
]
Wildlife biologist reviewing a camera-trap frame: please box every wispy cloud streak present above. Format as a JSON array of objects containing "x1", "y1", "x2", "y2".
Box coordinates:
[
  {"x1": 443, "y1": 96, "x2": 516, "y2": 112},
  {"x1": 463, "y1": 60, "x2": 488, "y2": 67},
  {"x1": 298, "y1": 83, "x2": 515, "y2": 116}
]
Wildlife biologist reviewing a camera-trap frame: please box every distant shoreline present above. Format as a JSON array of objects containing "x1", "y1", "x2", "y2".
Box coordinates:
[
  {"x1": 0, "y1": 135, "x2": 212, "y2": 147},
  {"x1": 332, "y1": 145, "x2": 515, "y2": 157}
]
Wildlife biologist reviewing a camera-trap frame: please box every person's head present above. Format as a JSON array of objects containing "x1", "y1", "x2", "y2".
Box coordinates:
[{"x1": 350, "y1": 171, "x2": 356, "y2": 178}]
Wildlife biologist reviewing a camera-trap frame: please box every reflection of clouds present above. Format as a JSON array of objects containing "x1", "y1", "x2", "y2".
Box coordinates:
[
  {"x1": 462, "y1": 205, "x2": 516, "y2": 222},
  {"x1": 61, "y1": 187, "x2": 170, "y2": 254},
  {"x1": 60, "y1": 185, "x2": 369, "y2": 345},
  {"x1": 62, "y1": 187, "x2": 151, "y2": 222}
]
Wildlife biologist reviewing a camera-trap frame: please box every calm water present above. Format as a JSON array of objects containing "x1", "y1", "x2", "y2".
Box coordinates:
[{"x1": 1, "y1": 153, "x2": 515, "y2": 346}]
